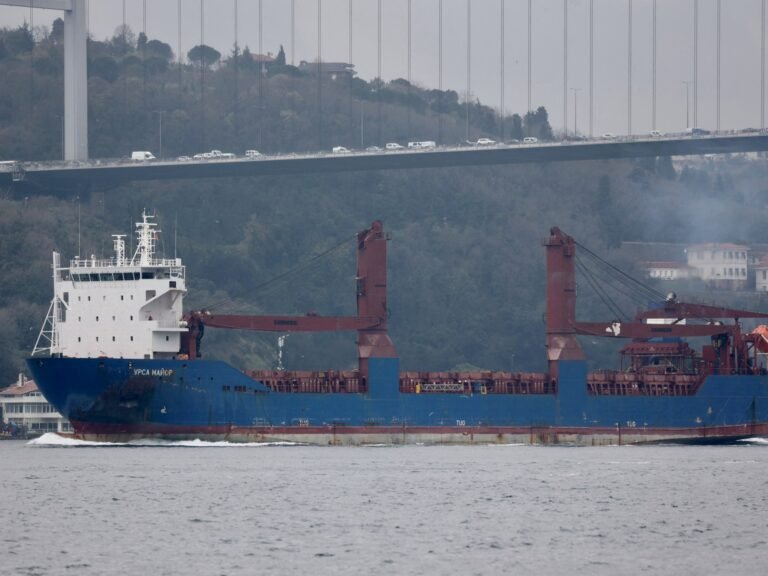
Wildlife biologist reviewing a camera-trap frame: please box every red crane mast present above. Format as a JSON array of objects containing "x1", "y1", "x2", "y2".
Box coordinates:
[{"x1": 181, "y1": 221, "x2": 397, "y2": 382}]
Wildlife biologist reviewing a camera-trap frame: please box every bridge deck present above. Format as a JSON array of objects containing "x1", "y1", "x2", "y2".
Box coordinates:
[{"x1": 3, "y1": 134, "x2": 767, "y2": 191}]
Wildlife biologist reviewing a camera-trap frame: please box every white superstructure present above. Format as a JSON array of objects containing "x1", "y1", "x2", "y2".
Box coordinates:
[{"x1": 33, "y1": 211, "x2": 187, "y2": 359}]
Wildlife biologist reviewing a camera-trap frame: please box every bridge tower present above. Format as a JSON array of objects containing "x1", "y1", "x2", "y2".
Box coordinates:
[{"x1": 3, "y1": 0, "x2": 88, "y2": 161}]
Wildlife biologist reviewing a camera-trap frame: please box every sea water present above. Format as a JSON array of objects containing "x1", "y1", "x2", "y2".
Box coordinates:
[{"x1": 2, "y1": 436, "x2": 767, "y2": 576}]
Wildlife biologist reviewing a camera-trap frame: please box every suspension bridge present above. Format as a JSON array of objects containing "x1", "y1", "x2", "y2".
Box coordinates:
[{"x1": 1, "y1": 0, "x2": 767, "y2": 190}]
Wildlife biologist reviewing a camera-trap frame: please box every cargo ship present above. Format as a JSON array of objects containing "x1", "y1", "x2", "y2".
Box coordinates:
[{"x1": 27, "y1": 212, "x2": 768, "y2": 445}]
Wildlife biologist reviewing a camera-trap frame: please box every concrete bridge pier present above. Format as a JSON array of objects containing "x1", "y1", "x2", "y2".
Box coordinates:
[{"x1": 2, "y1": 0, "x2": 88, "y2": 161}]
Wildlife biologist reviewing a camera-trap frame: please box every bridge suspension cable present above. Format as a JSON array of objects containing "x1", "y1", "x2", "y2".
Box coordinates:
[
  {"x1": 563, "y1": 0, "x2": 567, "y2": 139},
  {"x1": 466, "y1": 0, "x2": 471, "y2": 142},
  {"x1": 527, "y1": 0, "x2": 532, "y2": 115},
  {"x1": 408, "y1": 0, "x2": 412, "y2": 137},
  {"x1": 200, "y1": 0, "x2": 206, "y2": 151},
  {"x1": 259, "y1": 0, "x2": 264, "y2": 150},
  {"x1": 233, "y1": 0, "x2": 239, "y2": 146},
  {"x1": 717, "y1": 0, "x2": 721, "y2": 131},
  {"x1": 628, "y1": 0, "x2": 632, "y2": 136},
  {"x1": 28, "y1": 0, "x2": 34, "y2": 133},
  {"x1": 693, "y1": 0, "x2": 698, "y2": 129},
  {"x1": 122, "y1": 0, "x2": 127, "y2": 141},
  {"x1": 349, "y1": 0, "x2": 354, "y2": 147},
  {"x1": 652, "y1": 0, "x2": 656, "y2": 131},
  {"x1": 317, "y1": 0, "x2": 322, "y2": 149},
  {"x1": 377, "y1": 0, "x2": 382, "y2": 145},
  {"x1": 438, "y1": 0, "x2": 443, "y2": 144},
  {"x1": 589, "y1": 0, "x2": 594, "y2": 137},
  {"x1": 500, "y1": 0, "x2": 505, "y2": 142},
  {"x1": 177, "y1": 0, "x2": 182, "y2": 88},
  {"x1": 142, "y1": 0, "x2": 147, "y2": 116}
]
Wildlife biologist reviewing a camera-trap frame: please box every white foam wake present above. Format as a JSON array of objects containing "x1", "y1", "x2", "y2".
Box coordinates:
[
  {"x1": 27, "y1": 433, "x2": 115, "y2": 446},
  {"x1": 28, "y1": 433, "x2": 300, "y2": 447},
  {"x1": 738, "y1": 437, "x2": 768, "y2": 445}
]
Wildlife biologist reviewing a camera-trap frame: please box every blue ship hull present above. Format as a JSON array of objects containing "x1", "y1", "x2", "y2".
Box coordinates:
[{"x1": 27, "y1": 356, "x2": 768, "y2": 445}]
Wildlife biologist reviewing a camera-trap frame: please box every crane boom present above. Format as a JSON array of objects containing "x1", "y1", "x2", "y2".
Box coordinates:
[{"x1": 189, "y1": 312, "x2": 383, "y2": 332}]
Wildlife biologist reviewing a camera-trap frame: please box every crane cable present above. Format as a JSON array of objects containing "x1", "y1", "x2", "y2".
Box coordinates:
[
  {"x1": 575, "y1": 256, "x2": 626, "y2": 320},
  {"x1": 577, "y1": 252, "x2": 658, "y2": 309},
  {"x1": 205, "y1": 231, "x2": 358, "y2": 312},
  {"x1": 575, "y1": 240, "x2": 665, "y2": 303}
]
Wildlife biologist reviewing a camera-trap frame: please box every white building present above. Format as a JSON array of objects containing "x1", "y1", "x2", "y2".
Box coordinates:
[
  {"x1": 0, "y1": 374, "x2": 71, "y2": 436},
  {"x1": 755, "y1": 257, "x2": 768, "y2": 292},
  {"x1": 643, "y1": 261, "x2": 696, "y2": 281},
  {"x1": 686, "y1": 243, "x2": 750, "y2": 290}
]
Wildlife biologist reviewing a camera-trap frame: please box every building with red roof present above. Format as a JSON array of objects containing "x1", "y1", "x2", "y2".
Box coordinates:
[{"x1": 0, "y1": 374, "x2": 71, "y2": 437}]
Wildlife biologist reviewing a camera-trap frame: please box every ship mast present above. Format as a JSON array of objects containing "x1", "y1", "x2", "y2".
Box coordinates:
[
  {"x1": 133, "y1": 210, "x2": 159, "y2": 266},
  {"x1": 544, "y1": 227, "x2": 586, "y2": 383},
  {"x1": 32, "y1": 251, "x2": 63, "y2": 356},
  {"x1": 113, "y1": 234, "x2": 126, "y2": 267}
]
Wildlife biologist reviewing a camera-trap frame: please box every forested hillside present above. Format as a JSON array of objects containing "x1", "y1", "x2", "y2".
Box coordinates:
[
  {"x1": 1, "y1": 23, "x2": 768, "y2": 386},
  {"x1": 0, "y1": 21, "x2": 551, "y2": 159}
]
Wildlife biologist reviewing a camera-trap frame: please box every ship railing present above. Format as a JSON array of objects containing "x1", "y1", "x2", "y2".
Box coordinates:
[
  {"x1": 246, "y1": 368, "x2": 558, "y2": 395},
  {"x1": 67, "y1": 257, "x2": 184, "y2": 270},
  {"x1": 587, "y1": 370, "x2": 704, "y2": 396},
  {"x1": 152, "y1": 319, "x2": 186, "y2": 329},
  {"x1": 247, "y1": 369, "x2": 366, "y2": 393},
  {"x1": 399, "y1": 371, "x2": 553, "y2": 395}
]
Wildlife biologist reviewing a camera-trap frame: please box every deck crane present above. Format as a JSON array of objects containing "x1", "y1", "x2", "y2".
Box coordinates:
[
  {"x1": 181, "y1": 221, "x2": 397, "y2": 383},
  {"x1": 545, "y1": 227, "x2": 768, "y2": 382}
]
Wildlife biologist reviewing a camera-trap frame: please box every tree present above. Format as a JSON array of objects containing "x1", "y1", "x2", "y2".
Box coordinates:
[
  {"x1": 136, "y1": 32, "x2": 147, "y2": 54},
  {"x1": 238, "y1": 46, "x2": 257, "y2": 72},
  {"x1": 188, "y1": 44, "x2": 221, "y2": 67},
  {"x1": 4, "y1": 24, "x2": 34, "y2": 55},
  {"x1": 146, "y1": 39, "x2": 173, "y2": 61},
  {"x1": 510, "y1": 114, "x2": 523, "y2": 140},
  {"x1": 523, "y1": 106, "x2": 553, "y2": 140},
  {"x1": 111, "y1": 24, "x2": 136, "y2": 55},
  {"x1": 428, "y1": 89, "x2": 459, "y2": 114},
  {"x1": 89, "y1": 56, "x2": 120, "y2": 82},
  {"x1": 51, "y1": 18, "x2": 64, "y2": 45},
  {"x1": 656, "y1": 156, "x2": 676, "y2": 180},
  {"x1": 145, "y1": 56, "x2": 168, "y2": 75},
  {"x1": 275, "y1": 45, "x2": 286, "y2": 67}
]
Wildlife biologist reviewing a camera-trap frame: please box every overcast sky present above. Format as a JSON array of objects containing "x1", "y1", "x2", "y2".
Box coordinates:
[{"x1": 2, "y1": 0, "x2": 766, "y2": 136}]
